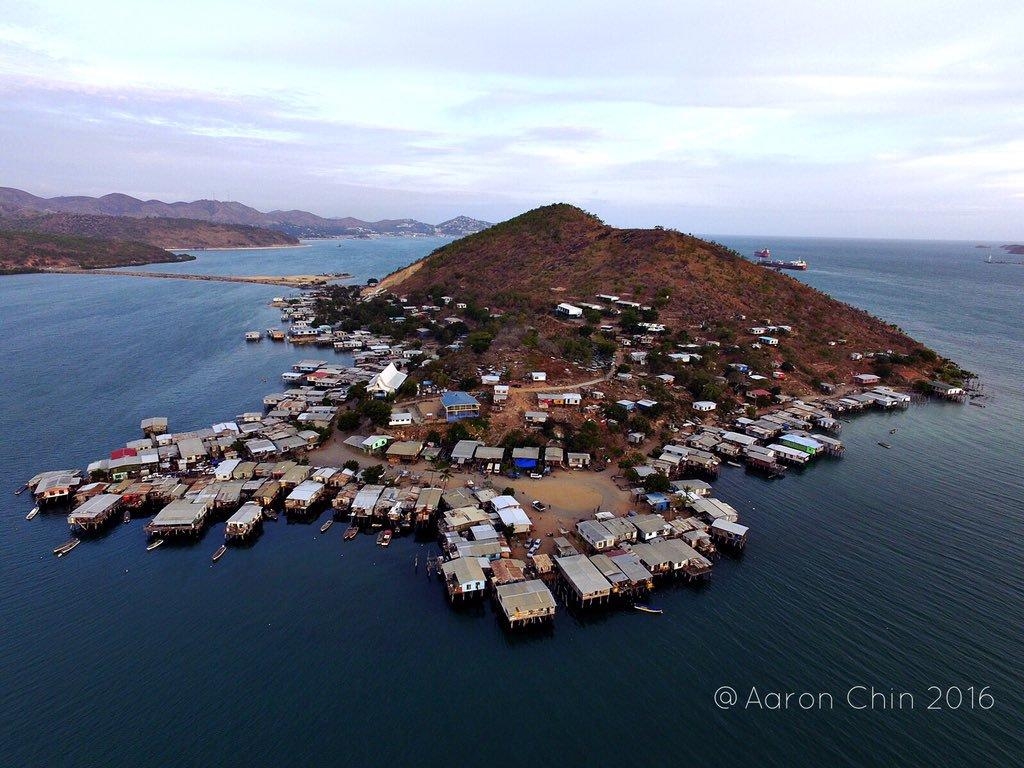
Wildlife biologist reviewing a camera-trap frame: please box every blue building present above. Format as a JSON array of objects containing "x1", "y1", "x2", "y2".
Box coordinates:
[{"x1": 441, "y1": 391, "x2": 481, "y2": 422}]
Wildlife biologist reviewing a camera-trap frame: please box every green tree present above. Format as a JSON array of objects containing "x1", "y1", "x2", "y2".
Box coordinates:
[
  {"x1": 359, "y1": 399, "x2": 392, "y2": 427},
  {"x1": 466, "y1": 331, "x2": 494, "y2": 353},
  {"x1": 642, "y1": 472, "x2": 671, "y2": 493},
  {"x1": 336, "y1": 410, "x2": 361, "y2": 431}
]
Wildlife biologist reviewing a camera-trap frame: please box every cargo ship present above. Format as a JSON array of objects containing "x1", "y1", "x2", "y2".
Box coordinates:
[
  {"x1": 762, "y1": 259, "x2": 808, "y2": 271},
  {"x1": 754, "y1": 248, "x2": 771, "y2": 258}
]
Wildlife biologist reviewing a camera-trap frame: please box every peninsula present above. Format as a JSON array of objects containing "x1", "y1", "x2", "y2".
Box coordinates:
[
  {"x1": 0, "y1": 213, "x2": 298, "y2": 273},
  {"x1": 21, "y1": 203, "x2": 974, "y2": 633}
]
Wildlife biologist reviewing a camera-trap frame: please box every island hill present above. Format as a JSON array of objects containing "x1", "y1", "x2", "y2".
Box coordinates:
[{"x1": 0, "y1": 213, "x2": 297, "y2": 274}]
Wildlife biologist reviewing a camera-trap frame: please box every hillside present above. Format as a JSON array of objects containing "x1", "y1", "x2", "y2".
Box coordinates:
[
  {"x1": 0, "y1": 230, "x2": 193, "y2": 274},
  {"x1": 0, "y1": 212, "x2": 297, "y2": 249},
  {"x1": 384, "y1": 204, "x2": 954, "y2": 393},
  {"x1": 0, "y1": 187, "x2": 492, "y2": 239}
]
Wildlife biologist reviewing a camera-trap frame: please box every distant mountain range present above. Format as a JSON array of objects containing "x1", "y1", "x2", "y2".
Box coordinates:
[{"x1": 0, "y1": 187, "x2": 493, "y2": 239}]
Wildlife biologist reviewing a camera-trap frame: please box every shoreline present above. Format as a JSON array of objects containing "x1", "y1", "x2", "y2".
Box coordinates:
[{"x1": 167, "y1": 243, "x2": 308, "y2": 252}]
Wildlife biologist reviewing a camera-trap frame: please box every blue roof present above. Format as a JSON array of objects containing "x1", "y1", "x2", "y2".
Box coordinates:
[{"x1": 441, "y1": 391, "x2": 480, "y2": 408}]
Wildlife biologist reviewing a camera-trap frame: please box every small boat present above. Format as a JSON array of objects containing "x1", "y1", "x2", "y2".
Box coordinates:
[
  {"x1": 53, "y1": 538, "x2": 80, "y2": 557},
  {"x1": 123, "y1": 510, "x2": 131, "y2": 524},
  {"x1": 212, "y1": 545, "x2": 227, "y2": 563},
  {"x1": 344, "y1": 525, "x2": 358, "y2": 540},
  {"x1": 15, "y1": 483, "x2": 28, "y2": 496},
  {"x1": 147, "y1": 539, "x2": 164, "y2": 551},
  {"x1": 889, "y1": 428, "x2": 898, "y2": 434},
  {"x1": 263, "y1": 509, "x2": 278, "y2": 521},
  {"x1": 320, "y1": 518, "x2": 334, "y2": 534},
  {"x1": 26, "y1": 506, "x2": 39, "y2": 520},
  {"x1": 376, "y1": 529, "x2": 392, "y2": 547},
  {"x1": 877, "y1": 441, "x2": 892, "y2": 449},
  {"x1": 633, "y1": 604, "x2": 663, "y2": 615},
  {"x1": 244, "y1": 331, "x2": 262, "y2": 342},
  {"x1": 727, "y1": 461, "x2": 742, "y2": 468}
]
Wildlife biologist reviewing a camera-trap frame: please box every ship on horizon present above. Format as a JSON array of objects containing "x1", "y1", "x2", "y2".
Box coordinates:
[{"x1": 754, "y1": 247, "x2": 771, "y2": 258}]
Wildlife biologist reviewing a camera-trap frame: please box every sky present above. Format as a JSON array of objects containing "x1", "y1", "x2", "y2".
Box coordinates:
[{"x1": 1, "y1": 0, "x2": 1022, "y2": 239}]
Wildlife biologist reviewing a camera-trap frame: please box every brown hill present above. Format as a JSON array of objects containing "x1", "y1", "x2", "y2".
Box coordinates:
[
  {"x1": 0, "y1": 230, "x2": 193, "y2": 274},
  {"x1": 0, "y1": 187, "x2": 492, "y2": 238},
  {"x1": 385, "y1": 204, "x2": 950, "y2": 391},
  {"x1": 0, "y1": 212, "x2": 297, "y2": 249}
]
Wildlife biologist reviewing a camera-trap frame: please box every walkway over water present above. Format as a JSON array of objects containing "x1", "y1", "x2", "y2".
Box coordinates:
[{"x1": 41, "y1": 268, "x2": 350, "y2": 288}]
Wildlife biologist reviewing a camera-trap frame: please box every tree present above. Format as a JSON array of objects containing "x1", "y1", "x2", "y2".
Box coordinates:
[
  {"x1": 359, "y1": 398, "x2": 392, "y2": 427},
  {"x1": 343, "y1": 459, "x2": 360, "y2": 472},
  {"x1": 362, "y1": 464, "x2": 386, "y2": 485},
  {"x1": 642, "y1": 472, "x2": 671, "y2": 493},
  {"x1": 466, "y1": 330, "x2": 494, "y2": 353},
  {"x1": 445, "y1": 421, "x2": 471, "y2": 446},
  {"x1": 571, "y1": 420, "x2": 602, "y2": 452},
  {"x1": 336, "y1": 410, "x2": 361, "y2": 431}
]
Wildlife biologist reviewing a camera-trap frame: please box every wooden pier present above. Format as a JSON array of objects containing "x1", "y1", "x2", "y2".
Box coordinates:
[{"x1": 40, "y1": 268, "x2": 351, "y2": 289}]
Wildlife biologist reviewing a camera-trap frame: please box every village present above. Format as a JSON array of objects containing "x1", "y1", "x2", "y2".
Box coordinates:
[{"x1": 22, "y1": 283, "x2": 969, "y2": 627}]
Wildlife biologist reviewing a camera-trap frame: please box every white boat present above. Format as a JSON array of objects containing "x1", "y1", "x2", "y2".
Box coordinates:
[
  {"x1": 147, "y1": 539, "x2": 164, "y2": 551},
  {"x1": 26, "y1": 506, "x2": 39, "y2": 520},
  {"x1": 53, "y1": 538, "x2": 80, "y2": 557},
  {"x1": 633, "y1": 604, "x2": 663, "y2": 615},
  {"x1": 212, "y1": 544, "x2": 227, "y2": 563},
  {"x1": 245, "y1": 331, "x2": 262, "y2": 342}
]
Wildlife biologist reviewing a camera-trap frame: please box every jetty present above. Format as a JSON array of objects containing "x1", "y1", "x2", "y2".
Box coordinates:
[{"x1": 40, "y1": 268, "x2": 351, "y2": 289}]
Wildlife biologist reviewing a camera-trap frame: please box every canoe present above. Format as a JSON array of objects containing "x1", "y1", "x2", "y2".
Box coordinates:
[
  {"x1": 633, "y1": 604, "x2": 663, "y2": 615},
  {"x1": 53, "y1": 538, "x2": 80, "y2": 557}
]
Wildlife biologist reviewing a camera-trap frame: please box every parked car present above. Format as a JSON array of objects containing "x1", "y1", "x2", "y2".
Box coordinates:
[
  {"x1": 531, "y1": 500, "x2": 548, "y2": 512},
  {"x1": 528, "y1": 472, "x2": 543, "y2": 479}
]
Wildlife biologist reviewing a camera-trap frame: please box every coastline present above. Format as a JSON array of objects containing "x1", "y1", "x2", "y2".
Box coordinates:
[{"x1": 166, "y1": 243, "x2": 308, "y2": 252}]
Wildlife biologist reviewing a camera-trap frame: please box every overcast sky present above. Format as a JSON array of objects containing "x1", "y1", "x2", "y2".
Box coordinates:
[{"x1": 1, "y1": 1, "x2": 1022, "y2": 238}]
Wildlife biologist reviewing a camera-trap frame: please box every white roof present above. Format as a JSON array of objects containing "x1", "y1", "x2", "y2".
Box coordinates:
[
  {"x1": 287, "y1": 480, "x2": 324, "y2": 503},
  {"x1": 711, "y1": 519, "x2": 749, "y2": 536},
  {"x1": 497, "y1": 505, "x2": 533, "y2": 529},
  {"x1": 555, "y1": 554, "x2": 612, "y2": 597},
  {"x1": 215, "y1": 458, "x2": 242, "y2": 477},
  {"x1": 368, "y1": 362, "x2": 408, "y2": 392}
]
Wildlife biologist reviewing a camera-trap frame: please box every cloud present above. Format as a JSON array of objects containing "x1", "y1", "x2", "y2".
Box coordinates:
[{"x1": 1, "y1": 1, "x2": 1022, "y2": 237}]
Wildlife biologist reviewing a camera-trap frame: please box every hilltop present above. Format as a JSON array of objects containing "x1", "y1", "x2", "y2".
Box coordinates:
[
  {"x1": 380, "y1": 204, "x2": 954, "y2": 395},
  {"x1": 0, "y1": 230, "x2": 194, "y2": 274},
  {"x1": 0, "y1": 212, "x2": 297, "y2": 249},
  {"x1": 0, "y1": 187, "x2": 492, "y2": 239}
]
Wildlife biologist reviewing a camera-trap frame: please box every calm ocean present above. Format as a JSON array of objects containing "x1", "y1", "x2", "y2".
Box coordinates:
[{"x1": 0, "y1": 235, "x2": 1020, "y2": 767}]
